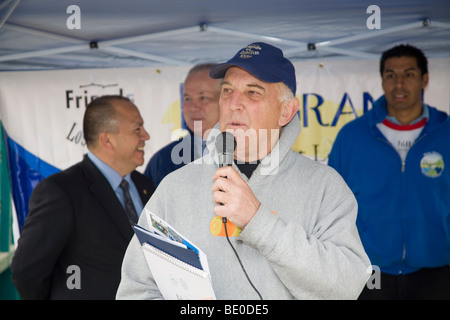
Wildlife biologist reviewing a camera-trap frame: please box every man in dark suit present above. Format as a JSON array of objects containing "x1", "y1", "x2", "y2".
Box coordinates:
[{"x1": 11, "y1": 95, "x2": 155, "y2": 299}]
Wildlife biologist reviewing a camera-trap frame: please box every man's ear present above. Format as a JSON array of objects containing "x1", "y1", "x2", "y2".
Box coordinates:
[
  {"x1": 278, "y1": 97, "x2": 300, "y2": 127},
  {"x1": 99, "y1": 132, "x2": 113, "y2": 149},
  {"x1": 422, "y1": 72, "x2": 429, "y2": 90}
]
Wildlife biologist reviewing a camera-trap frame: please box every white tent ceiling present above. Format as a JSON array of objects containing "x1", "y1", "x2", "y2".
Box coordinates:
[{"x1": 0, "y1": 0, "x2": 449, "y2": 71}]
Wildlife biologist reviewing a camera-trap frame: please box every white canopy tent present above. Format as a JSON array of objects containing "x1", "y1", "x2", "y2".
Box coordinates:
[{"x1": 0, "y1": 0, "x2": 449, "y2": 70}]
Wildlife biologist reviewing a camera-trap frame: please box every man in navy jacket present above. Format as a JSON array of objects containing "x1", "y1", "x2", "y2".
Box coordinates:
[
  {"x1": 328, "y1": 44, "x2": 450, "y2": 299},
  {"x1": 144, "y1": 63, "x2": 221, "y2": 187}
]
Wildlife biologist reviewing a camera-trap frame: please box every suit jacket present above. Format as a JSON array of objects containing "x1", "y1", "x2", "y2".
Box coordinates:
[{"x1": 11, "y1": 155, "x2": 155, "y2": 299}]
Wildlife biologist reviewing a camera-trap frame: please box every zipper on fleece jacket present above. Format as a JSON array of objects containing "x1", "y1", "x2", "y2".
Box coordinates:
[
  {"x1": 376, "y1": 136, "x2": 405, "y2": 172},
  {"x1": 376, "y1": 136, "x2": 406, "y2": 272},
  {"x1": 376, "y1": 132, "x2": 428, "y2": 272}
]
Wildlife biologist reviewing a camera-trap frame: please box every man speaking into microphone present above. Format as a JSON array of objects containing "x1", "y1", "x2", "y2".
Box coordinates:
[{"x1": 117, "y1": 42, "x2": 371, "y2": 300}]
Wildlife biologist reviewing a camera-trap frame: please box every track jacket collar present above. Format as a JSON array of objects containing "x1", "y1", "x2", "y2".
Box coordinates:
[{"x1": 369, "y1": 95, "x2": 447, "y2": 137}]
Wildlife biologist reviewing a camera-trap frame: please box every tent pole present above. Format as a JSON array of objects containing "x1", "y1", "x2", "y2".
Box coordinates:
[
  {"x1": 100, "y1": 46, "x2": 188, "y2": 65},
  {"x1": 286, "y1": 19, "x2": 432, "y2": 59},
  {"x1": 430, "y1": 21, "x2": 450, "y2": 29},
  {"x1": 0, "y1": 25, "x2": 199, "y2": 64},
  {"x1": 0, "y1": 0, "x2": 21, "y2": 30},
  {"x1": 316, "y1": 19, "x2": 429, "y2": 48},
  {"x1": 0, "y1": 44, "x2": 87, "y2": 62},
  {"x1": 317, "y1": 47, "x2": 378, "y2": 60},
  {"x1": 206, "y1": 25, "x2": 307, "y2": 47},
  {"x1": 207, "y1": 25, "x2": 378, "y2": 59},
  {"x1": 100, "y1": 25, "x2": 201, "y2": 47},
  {"x1": 3, "y1": 22, "x2": 84, "y2": 44}
]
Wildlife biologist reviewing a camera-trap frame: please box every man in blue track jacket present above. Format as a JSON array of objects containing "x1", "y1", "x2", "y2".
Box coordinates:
[{"x1": 328, "y1": 44, "x2": 450, "y2": 299}]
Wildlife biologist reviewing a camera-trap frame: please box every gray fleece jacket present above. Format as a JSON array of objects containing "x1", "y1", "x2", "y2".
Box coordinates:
[{"x1": 116, "y1": 114, "x2": 371, "y2": 300}]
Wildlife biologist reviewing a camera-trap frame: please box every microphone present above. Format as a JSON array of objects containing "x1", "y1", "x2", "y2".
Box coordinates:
[
  {"x1": 210, "y1": 131, "x2": 241, "y2": 237},
  {"x1": 216, "y1": 131, "x2": 235, "y2": 168}
]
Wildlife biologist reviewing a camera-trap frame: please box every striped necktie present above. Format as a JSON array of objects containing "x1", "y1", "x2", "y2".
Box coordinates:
[{"x1": 120, "y1": 179, "x2": 138, "y2": 225}]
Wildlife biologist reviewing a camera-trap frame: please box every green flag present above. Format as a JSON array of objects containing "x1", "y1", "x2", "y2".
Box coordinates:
[{"x1": 0, "y1": 120, "x2": 13, "y2": 252}]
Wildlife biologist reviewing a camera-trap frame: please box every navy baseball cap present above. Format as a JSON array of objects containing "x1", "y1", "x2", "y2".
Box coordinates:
[{"x1": 210, "y1": 42, "x2": 296, "y2": 95}]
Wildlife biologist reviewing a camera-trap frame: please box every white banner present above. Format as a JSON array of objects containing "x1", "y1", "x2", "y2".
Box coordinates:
[
  {"x1": 0, "y1": 66, "x2": 191, "y2": 171},
  {"x1": 0, "y1": 58, "x2": 449, "y2": 230},
  {"x1": 1, "y1": 59, "x2": 449, "y2": 169}
]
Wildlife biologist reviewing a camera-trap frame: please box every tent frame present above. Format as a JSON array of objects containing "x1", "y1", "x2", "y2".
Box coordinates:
[{"x1": 1, "y1": 0, "x2": 450, "y2": 67}]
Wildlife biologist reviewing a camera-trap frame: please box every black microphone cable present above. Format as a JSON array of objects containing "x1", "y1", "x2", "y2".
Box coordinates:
[{"x1": 222, "y1": 217, "x2": 263, "y2": 300}]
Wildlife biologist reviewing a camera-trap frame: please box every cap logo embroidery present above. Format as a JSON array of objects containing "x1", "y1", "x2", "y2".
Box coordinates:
[{"x1": 239, "y1": 44, "x2": 262, "y2": 59}]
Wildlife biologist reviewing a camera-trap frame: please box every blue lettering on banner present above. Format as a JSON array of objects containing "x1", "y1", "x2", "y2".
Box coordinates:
[
  {"x1": 296, "y1": 92, "x2": 374, "y2": 162},
  {"x1": 300, "y1": 92, "x2": 374, "y2": 127},
  {"x1": 363, "y1": 92, "x2": 374, "y2": 113},
  {"x1": 331, "y1": 93, "x2": 358, "y2": 126}
]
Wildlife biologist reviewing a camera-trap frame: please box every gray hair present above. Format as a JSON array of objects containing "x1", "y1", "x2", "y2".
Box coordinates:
[{"x1": 185, "y1": 63, "x2": 218, "y2": 80}]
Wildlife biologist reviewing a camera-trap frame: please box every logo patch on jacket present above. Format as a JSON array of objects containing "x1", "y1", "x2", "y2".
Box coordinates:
[{"x1": 420, "y1": 151, "x2": 444, "y2": 178}]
